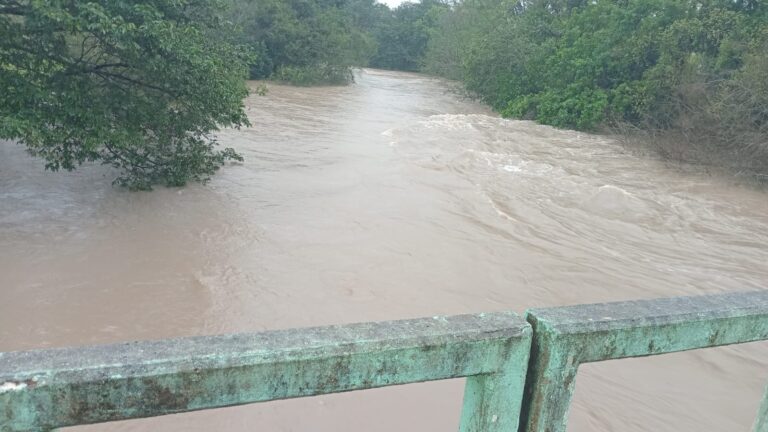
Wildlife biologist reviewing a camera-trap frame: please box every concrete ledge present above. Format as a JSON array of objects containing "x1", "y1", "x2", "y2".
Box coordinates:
[
  {"x1": 0, "y1": 312, "x2": 531, "y2": 431},
  {"x1": 528, "y1": 289, "x2": 768, "y2": 335},
  {"x1": 6, "y1": 291, "x2": 766, "y2": 432}
]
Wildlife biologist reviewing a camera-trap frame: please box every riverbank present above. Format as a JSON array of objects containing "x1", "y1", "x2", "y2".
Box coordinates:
[
  {"x1": 610, "y1": 123, "x2": 768, "y2": 186},
  {"x1": 420, "y1": 0, "x2": 768, "y2": 183}
]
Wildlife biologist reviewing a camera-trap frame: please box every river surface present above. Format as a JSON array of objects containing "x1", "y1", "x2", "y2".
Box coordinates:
[{"x1": 2, "y1": 69, "x2": 768, "y2": 431}]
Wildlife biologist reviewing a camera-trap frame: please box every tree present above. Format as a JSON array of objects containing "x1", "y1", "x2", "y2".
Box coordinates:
[
  {"x1": 230, "y1": 0, "x2": 375, "y2": 85},
  {"x1": 0, "y1": 0, "x2": 251, "y2": 190},
  {"x1": 371, "y1": 0, "x2": 449, "y2": 72}
]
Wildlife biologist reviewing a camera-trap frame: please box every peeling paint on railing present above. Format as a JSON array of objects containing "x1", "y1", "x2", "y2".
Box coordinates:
[
  {"x1": 520, "y1": 290, "x2": 768, "y2": 432},
  {"x1": 2, "y1": 291, "x2": 767, "y2": 432},
  {"x1": 0, "y1": 312, "x2": 531, "y2": 432}
]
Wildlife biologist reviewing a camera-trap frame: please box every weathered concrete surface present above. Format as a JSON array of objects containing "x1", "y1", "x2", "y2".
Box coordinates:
[
  {"x1": 755, "y1": 384, "x2": 768, "y2": 432},
  {"x1": 460, "y1": 324, "x2": 531, "y2": 432},
  {"x1": 0, "y1": 312, "x2": 531, "y2": 432},
  {"x1": 520, "y1": 290, "x2": 768, "y2": 432}
]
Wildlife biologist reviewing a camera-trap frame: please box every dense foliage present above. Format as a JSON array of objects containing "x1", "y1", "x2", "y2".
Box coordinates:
[
  {"x1": 424, "y1": 0, "x2": 768, "y2": 171},
  {"x1": 229, "y1": 0, "x2": 450, "y2": 82},
  {"x1": 369, "y1": 0, "x2": 449, "y2": 71},
  {"x1": 0, "y1": 0, "x2": 251, "y2": 189},
  {"x1": 230, "y1": 0, "x2": 376, "y2": 85}
]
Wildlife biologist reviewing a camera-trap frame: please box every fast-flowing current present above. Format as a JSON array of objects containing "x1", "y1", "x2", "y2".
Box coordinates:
[{"x1": 2, "y1": 69, "x2": 768, "y2": 431}]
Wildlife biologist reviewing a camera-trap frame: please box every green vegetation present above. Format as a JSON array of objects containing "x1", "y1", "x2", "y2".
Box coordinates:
[
  {"x1": 0, "y1": 0, "x2": 251, "y2": 190},
  {"x1": 4, "y1": 0, "x2": 766, "y2": 187},
  {"x1": 228, "y1": 0, "x2": 768, "y2": 173},
  {"x1": 229, "y1": 0, "x2": 376, "y2": 85},
  {"x1": 423, "y1": 0, "x2": 768, "y2": 174},
  {"x1": 228, "y1": 0, "x2": 450, "y2": 82},
  {"x1": 0, "y1": 0, "x2": 449, "y2": 188},
  {"x1": 369, "y1": 0, "x2": 449, "y2": 71}
]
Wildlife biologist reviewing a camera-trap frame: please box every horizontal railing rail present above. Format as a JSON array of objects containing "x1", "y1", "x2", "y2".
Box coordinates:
[
  {"x1": 2, "y1": 291, "x2": 768, "y2": 432},
  {"x1": 0, "y1": 312, "x2": 532, "y2": 432},
  {"x1": 521, "y1": 290, "x2": 768, "y2": 432}
]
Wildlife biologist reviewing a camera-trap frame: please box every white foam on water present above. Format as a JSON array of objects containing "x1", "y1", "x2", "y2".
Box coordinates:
[{"x1": 0, "y1": 381, "x2": 27, "y2": 393}]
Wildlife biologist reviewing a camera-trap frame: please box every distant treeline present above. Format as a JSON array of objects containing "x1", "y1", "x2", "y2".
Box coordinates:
[
  {"x1": 233, "y1": 0, "x2": 768, "y2": 174},
  {"x1": 228, "y1": 0, "x2": 447, "y2": 84}
]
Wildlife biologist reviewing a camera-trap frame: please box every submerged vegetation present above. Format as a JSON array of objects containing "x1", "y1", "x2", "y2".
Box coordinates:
[{"x1": 1, "y1": 0, "x2": 766, "y2": 187}]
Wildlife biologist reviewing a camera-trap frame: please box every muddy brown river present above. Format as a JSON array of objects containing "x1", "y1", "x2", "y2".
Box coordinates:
[{"x1": 2, "y1": 69, "x2": 768, "y2": 431}]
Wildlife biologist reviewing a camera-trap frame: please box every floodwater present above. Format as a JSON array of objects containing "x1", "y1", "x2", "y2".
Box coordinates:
[{"x1": 2, "y1": 69, "x2": 768, "y2": 431}]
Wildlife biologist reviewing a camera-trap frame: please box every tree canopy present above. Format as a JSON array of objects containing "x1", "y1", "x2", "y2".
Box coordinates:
[
  {"x1": 227, "y1": 0, "x2": 449, "y2": 83},
  {"x1": 0, "y1": 0, "x2": 251, "y2": 189},
  {"x1": 369, "y1": 0, "x2": 449, "y2": 72},
  {"x1": 229, "y1": 0, "x2": 376, "y2": 85}
]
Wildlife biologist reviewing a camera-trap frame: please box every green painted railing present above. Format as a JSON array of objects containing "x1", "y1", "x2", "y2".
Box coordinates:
[
  {"x1": 1, "y1": 291, "x2": 768, "y2": 432},
  {"x1": 521, "y1": 290, "x2": 768, "y2": 432},
  {"x1": 0, "y1": 312, "x2": 532, "y2": 432}
]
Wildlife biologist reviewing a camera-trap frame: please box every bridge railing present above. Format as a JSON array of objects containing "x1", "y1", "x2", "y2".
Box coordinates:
[
  {"x1": 0, "y1": 312, "x2": 532, "y2": 432},
  {"x1": 2, "y1": 291, "x2": 768, "y2": 432},
  {"x1": 521, "y1": 290, "x2": 768, "y2": 432}
]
